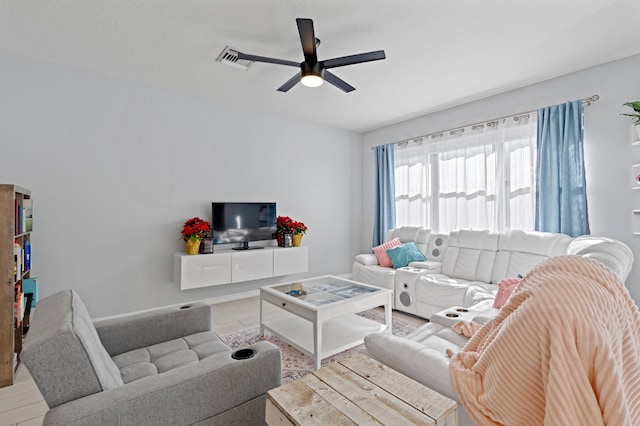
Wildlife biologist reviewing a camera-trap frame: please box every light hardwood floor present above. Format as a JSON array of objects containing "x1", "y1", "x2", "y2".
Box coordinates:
[{"x1": 0, "y1": 296, "x2": 426, "y2": 425}]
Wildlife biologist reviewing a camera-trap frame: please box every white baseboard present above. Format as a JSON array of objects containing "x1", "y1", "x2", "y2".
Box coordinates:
[
  {"x1": 94, "y1": 289, "x2": 260, "y2": 322},
  {"x1": 200, "y1": 289, "x2": 260, "y2": 305},
  {"x1": 92, "y1": 276, "x2": 353, "y2": 322}
]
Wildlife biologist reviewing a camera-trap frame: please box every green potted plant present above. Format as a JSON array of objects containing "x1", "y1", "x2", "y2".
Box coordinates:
[{"x1": 622, "y1": 101, "x2": 640, "y2": 140}]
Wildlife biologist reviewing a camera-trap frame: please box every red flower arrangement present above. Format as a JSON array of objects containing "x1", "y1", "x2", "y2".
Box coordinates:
[
  {"x1": 181, "y1": 217, "x2": 210, "y2": 242},
  {"x1": 276, "y1": 215, "x2": 307, "y2": 235},
  {"x1": 276, "y1": 216, "x2": 308, "y2": 235},
  {"x1": 276, "y1": 215, "x2": 293, "y2": 235},
  {"x1": 276, "y1": 215, "x2": 307, "y2": 247},
  {"x1": 290, "y1": 220, "x2": 307, "y2": 235}
]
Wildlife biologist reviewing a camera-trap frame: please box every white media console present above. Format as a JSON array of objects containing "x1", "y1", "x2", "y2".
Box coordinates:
[{"x1": 173, "y1": 246, "x2": 309, "y2": 290}]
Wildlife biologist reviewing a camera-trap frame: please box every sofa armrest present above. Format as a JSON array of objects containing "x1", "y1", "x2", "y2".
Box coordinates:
[
  {"x1": 407, "y1": 260, "x2": 442, "y2": 272},
  {"x1": 364, "y1": 332, "x2": 458, "y2": 403},
  {"x1": 43, "y1": 341, "x2": 281, "y2": 425},
  {"x1": 94, "y1": 302, "x2": 212, "y2": 356},
  {"x1": 354, "y1": 253, "x2": 379, "y2": 266}
]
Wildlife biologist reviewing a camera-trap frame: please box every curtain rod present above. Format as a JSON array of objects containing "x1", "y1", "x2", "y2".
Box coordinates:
[
  {"x1": 372, "y1": 94, "x2": 600, "y2": 150},
  {"x1": 582, "y1": 94, "x2": 600, "y2": 106}
]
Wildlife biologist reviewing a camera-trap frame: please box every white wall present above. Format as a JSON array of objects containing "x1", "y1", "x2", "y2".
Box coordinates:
[
  {"x1": 362, "y1": 54, "x2": 640, "y2": 303},
  {"x1": 4, "y1": 50, "x2": 639, "y2": 315},
  {"x1": 0, "y1": 52, "x2": 362, "y2": 317}
]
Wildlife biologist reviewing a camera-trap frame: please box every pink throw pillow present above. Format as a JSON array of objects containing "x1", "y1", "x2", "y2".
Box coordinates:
[
  {"x1": 372, "y1": 238, "x2": 401, "y2": 268},
  {"x1": 493, "y1": 277, "x2": 521, "y2": 309}
]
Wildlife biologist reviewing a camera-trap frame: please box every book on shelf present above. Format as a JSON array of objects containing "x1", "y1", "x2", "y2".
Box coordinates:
[
  {"x1": 23, "y1": 199, "x2": 32, "y2": 233},
  {"x1": 14, "y1": 302, "x2": 20, "y2": 328},
  {"x1": 18, "y1": 292, "x2": 24, "y2": 326},
  {"x1": 24, "y1": 241, "x2": 31, "y2": 271},
  {"x1": 14, "y1": 199, "x2": 20, "y2": 234},
  {"x1": 23, "y1": 292, "x2": 33, "y2": 334},
  {"x1": 14, "y1": 283, "x2": 22, "y2": 328},
  {"x1": 20, "y1": 292, "x2": 25, "y2": 323},
  {"x1": 22, "y1": 278, "x2": 38, "y2": 306},
  {"x1": 13, "y1": 241, "x2": 22, "y2": 281}
]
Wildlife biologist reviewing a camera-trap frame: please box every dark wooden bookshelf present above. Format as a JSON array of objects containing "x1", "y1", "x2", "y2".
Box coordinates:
[{"x1": 0, "y1": 184, "x2": 32, "y2": 388}]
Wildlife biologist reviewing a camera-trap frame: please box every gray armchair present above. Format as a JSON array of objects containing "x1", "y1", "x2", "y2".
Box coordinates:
[{"x1": 21, "y1": 290, "x2": 281, "y2": 425}]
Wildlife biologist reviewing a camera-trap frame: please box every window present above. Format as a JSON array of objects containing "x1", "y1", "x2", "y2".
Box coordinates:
[{"x1": 394, "y1": 114, "x2": 537, "y2": 233}]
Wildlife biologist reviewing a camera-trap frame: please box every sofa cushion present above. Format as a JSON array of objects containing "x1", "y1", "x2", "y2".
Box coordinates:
[
  {"x1": 113, "y1": 331, "x2": 231, "y2": 383},
  {"x1": 416, "y1": 275, "x2": 495, "y2": 313},
  {"x1": 388, "y1": 226, "x2": 420, "y2": 243},
  {"x1": 491, "y1": 230, "x2": 572, "y2": 283},
  {"x1": 387, "y1": 242, "x2": 427, "y2": 268},
  {"x1": 21, "y1": 290, "x2": 124, "y2": 408},
  {"x1": 441, "y1": 230, "x2": 499, "y2": 282},
  {"x1": 388, "y1": 226, "x2": 431, "y2": 256},
  {"x1": 372, "y1": 238, "x2": 401, "y2": 267}
]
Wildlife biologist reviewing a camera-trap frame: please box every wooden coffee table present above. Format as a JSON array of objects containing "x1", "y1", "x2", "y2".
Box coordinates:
[
  {"x1": 265, "y1": 353, "x2": 458, "y2": 425},
  {"x1": 260, "y1": 276, "x2": 392, "y2": 369}
]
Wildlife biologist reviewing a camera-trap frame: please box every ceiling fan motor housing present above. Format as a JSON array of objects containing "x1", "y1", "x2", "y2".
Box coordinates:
[{"x1": 302, "y1": 61, "x2": 323, "y2": 78}]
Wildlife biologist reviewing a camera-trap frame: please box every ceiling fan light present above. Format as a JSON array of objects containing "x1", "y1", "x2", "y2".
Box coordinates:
[
  {"x1": 300, "y1": 62, "x2": 324, "y2": 88},
  {"x1": 301, "y1": 74, "x2": 323, "y2": 87}
]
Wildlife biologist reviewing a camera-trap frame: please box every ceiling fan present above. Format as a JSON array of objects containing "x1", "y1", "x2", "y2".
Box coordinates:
[{"x1": 237, "y1": 18, "x2": 386, "y2": 93}]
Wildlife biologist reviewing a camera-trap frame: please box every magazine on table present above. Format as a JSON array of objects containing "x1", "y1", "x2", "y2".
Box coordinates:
[
  {"x1": 303, "y1": 292, "x2": 344, "y2": 306},
  {"x1": 330, "y1": 285, "x2": 377, "y2": 299}
]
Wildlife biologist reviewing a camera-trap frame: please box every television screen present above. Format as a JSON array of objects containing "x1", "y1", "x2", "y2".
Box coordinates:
[{"x1": 212, "y1": 202, "x2": 277, "y2": 249}]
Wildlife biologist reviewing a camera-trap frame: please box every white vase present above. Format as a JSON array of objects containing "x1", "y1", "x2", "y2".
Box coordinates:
[{"x1": 635, "y1": 124, "x2": 640, "y2": 141}]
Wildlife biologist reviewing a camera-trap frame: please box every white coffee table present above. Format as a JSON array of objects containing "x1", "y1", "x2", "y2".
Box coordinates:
[{"x1": 260, "y1": 276, "x2": 393, "y2": 369}]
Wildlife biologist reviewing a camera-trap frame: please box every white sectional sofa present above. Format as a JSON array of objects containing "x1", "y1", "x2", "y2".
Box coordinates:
[
  {"x1": 363, "y1": 236, "x2": 634, "y2": 426},
  {"x1": 353, "y1": 227, "x2": 633, "y2": 319}
]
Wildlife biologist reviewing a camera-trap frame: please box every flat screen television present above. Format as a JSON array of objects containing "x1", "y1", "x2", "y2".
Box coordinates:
[{"x1": 211, "y1": 202, "x2": 277, "y2": 250}]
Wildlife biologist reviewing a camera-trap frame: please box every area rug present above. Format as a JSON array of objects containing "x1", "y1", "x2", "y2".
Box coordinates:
[{"x1": 219, "y1": 308, "x2": 423, "y2": 382}]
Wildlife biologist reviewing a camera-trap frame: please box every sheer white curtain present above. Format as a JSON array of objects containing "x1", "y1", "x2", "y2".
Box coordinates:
[
  {"x1": 394, "y1": 139, "x2": 428, "y2": 227},
  {"x1": 393, "y1": 114, "x2": 537, "y2": 233},
  {"x1": 503, "y1": 116, "x2": 537, "y2": 231},
  {"x1": 430, "y1": 126, "x2": 499, "y2": 233}
]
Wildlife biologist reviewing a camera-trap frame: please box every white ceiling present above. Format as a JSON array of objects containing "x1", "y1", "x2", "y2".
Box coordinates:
[{"x1": 1, "y1": 1, "x2": 640, "y2": 133}]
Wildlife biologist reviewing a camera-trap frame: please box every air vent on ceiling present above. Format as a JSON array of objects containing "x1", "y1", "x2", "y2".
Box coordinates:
[{"x1": 216, "y1": 46, "x2": 253, "y2": 71}]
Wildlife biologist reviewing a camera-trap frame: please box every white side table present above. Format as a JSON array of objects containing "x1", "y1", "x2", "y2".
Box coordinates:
[{"x1": 394, "y1": 267, "x2": 432, "y2": 315}]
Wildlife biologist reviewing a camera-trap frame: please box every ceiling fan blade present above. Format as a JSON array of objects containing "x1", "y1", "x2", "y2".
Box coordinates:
[
  {"x1": 277, "y1": 72, "x2": 301, "y2": 92},
  {"x1": 237, "y1": 52, "x2": 299, "y2": 67},
  {"x1": 296, "y1": 18, "x2": 317, "y2": 64},
  {"x1": 323, "y1": 71, "x2": 355, "y2": 93},
  {"x1": 323, "y1": 50, "x2": 386, "y2": 69}
]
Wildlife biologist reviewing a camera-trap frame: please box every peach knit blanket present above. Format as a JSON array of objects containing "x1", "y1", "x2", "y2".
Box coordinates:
[{"x1": 449, "y1": 255, "x2": 640, "y2": 426}]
